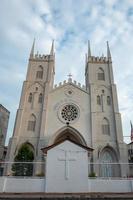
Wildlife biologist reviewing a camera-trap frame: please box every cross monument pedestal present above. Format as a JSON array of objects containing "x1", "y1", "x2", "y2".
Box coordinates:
[{"x1": 43, "y1": 139, "x2": 91, "y2": 193}]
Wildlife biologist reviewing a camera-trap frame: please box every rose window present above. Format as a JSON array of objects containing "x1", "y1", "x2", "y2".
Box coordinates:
[{"x1": 61, "y1": 105, "x2": 78, "y2": 122}]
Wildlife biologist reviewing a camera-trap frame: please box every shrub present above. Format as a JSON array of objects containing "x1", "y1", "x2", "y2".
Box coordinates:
[
  {"x1": 12, "y1": 143, "x2": 34, "y2": 176},
  {"x1": 89, "y1": 172, "x2": 96, "y2": 178}
]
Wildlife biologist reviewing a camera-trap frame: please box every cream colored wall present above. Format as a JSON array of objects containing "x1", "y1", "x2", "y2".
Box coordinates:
[
  {"x1": 6, "y1": 55, "x2": 54, "y2": 171},
  {"x1": 85, "y1": 58, "x2": 128, "y2": 177},
  {"x1": 44, "y1": 83, "x2": 91, "y2": 147}
]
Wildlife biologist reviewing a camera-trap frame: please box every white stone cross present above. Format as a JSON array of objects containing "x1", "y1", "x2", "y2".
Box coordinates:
[{"x1": 58, "y1": 150, "x2": 76, "y2": 180}]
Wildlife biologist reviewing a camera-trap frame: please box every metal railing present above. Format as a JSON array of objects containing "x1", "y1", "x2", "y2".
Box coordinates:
[{"x1": 0, "y1": 161, "x2": 132, "y2": 179}]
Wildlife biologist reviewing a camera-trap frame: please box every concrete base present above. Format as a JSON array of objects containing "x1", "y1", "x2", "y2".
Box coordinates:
[
  {"x1": 0, "y1": 177, "x2": 133, "y2": 193},
  {"x1": 0, "y1": 192, "x2": 133, "y2": 199}
]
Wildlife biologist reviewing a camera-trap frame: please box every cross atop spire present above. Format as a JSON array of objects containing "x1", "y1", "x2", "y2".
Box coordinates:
[
  {"x1": 67, "y1": 73, "x2": 72, "y2": 82},
  {"x1": 30, "y1": 38, "x2": 35, "y2": 58},
  {"x1": 67, "y1": 73, "x2": 72, "y2": 79}
]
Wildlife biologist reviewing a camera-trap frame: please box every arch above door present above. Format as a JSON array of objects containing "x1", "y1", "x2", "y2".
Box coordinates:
[{"x1": 48, "y1": 126, "x2": 87, "y2": 146}]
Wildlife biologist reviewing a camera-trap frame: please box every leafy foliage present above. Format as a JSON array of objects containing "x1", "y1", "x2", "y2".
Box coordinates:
[
  {"x1": 89, "y1": 172, "x2": 96, "y2": 178},
  {"x1": 12, "y1": 143, "x2": 34, "y2": 176},
  {"x1": 35, "y1": 172, "x2": 45, "y2": 177}
]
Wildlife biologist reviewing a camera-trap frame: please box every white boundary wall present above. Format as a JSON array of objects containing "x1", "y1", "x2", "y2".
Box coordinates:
[
  {"x1": 88, "y1": 179, "x2": 132, "y2": 193},
  {"x1": 0, "y1": 177, "x2": 133, "y2": 193},
  {"x1": 1, "y1": 177, "x2": 45, "y2": 193}
]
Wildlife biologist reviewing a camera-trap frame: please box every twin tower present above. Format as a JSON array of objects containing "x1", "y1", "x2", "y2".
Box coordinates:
[{"x1": 6, "y1": 40, "x2": 128, "y2": 177}]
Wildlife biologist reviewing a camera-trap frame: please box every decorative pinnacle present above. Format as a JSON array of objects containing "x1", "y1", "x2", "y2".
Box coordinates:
[
  {"x1": 85, "y1": 53, "x2": 88, "y2": 64},
  {"x1": 30, "y1": 38, "x2": 35, "y2": 58},
  {"x1": 107, "y1": 41, "x2": 112, "y2": 61},
  {"x1": 50, "y1": 40, "x2": 54, "y2": 55},
  {"x1": 130, "y1": 121, "x2": 133, "y2": 142},
  {"x1": 88, "y1": 40, "x2": 91, "y2": 57}
]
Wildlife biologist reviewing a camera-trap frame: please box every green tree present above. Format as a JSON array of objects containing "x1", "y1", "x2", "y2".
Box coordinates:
[{"x1": 12, "y1": 143, "x2": 34, "y2": 176}]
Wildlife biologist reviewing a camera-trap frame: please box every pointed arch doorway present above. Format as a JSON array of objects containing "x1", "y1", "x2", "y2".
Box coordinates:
[
  {"x1": 99, "y1": 147, "x2": 121, "y2": 177},
  {"x1": 49, "y1": 126, "x2": 87, "y2": 146}
]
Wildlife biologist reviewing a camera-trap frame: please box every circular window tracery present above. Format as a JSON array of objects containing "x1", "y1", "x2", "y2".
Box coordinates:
[{"x1": 61, "y1": 104, "x2": 78, "y2": 122}]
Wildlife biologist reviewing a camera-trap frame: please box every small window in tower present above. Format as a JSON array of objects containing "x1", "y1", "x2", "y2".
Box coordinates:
[
  {"x1": 107, "y1": 96, "x2": 111, "y2": 105},
  {"x1": 97, "y1": 95, "x2": 101, "y2": 105},
  {"x1": 36, "y1": 65, "x2": 43, "y2": 79},
  {"x1": 102, "y1": 118, "x2": 110, "y2": 135},
  {"x1": 38, "y1": 93, "x2": 43, "y2": 103},
  {"x1": 28, "y1": 121, "x2": 36, "y2": 131},
  {"x1": 98, "y1": 68, "x2": 105, "y2": 81},
  {"x1": 27, "y1": 114, "x2": 36, "y2": 131},
  {"x1": 28, "y1": 93, "x2": 32, "y2": 103}
]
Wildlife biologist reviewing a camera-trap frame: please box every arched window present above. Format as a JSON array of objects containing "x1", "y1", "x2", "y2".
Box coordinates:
[
  {"x1": 97, "y1": 95, "x2": 101, "y2": 105},
  {"x1": 102, "y1": 118, "x2": 110, "y2": 135},
  {"x1": 28, "y1": 93, "x2": 32, "y2": 103},
  {"x1": 36, "y1": 65, "x2": 43, "y2": 79},
  {"x1": 107, "y1": 96, "x2": 111, "y2": 105},
  {"x1": 100, "y1": 151, "x2": 114, "y2": 177},
  {"x1": 98, "y1": 68, "x2": 105, "y2": 80},
  {"x1": 38, "y1": 93, "x2": 43, "y2": 103},
  {"x1": 27, "y1": 114, "x2": 36, "y2": 131}
]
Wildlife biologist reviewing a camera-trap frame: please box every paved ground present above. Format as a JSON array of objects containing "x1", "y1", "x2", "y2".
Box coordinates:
[{"x1": 0, "y1": 193, "x2": 133, "y2": 199}]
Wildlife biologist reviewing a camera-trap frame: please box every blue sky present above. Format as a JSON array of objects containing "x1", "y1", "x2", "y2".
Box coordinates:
[{"x1": 0, "y1": 0, "x2": 133, "y2": 144}]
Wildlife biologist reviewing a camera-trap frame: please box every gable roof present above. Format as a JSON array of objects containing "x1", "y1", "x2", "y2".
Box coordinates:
[
  {"x1": 51, "y1": 82, "x2": 88, "y2": 95},
  {"x1": 41, "y1": 137, "x2": 93, "y2": 154}
]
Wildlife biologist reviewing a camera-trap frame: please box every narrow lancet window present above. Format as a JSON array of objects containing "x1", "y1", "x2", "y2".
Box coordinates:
[
  {"x1": 98, "y1": 68, "x2": 105, "y2": 80},
  {"x1": 97, "y1": 95, "x2": 101, "y2": 105},
  {"x1": 28, "y1": 93, "x2": 32, "y2": 103},
  {"x1": 107, "y1": 96, "x2": 111, "y2": 105},
  {"x1": 27, "y1": 114, "x2": 36, "y2": 131},
  {"x1": 102, "y1": 118, "x2": 110, "y2": 135},
  {"x1": 38, "y1": 93, "x2": 43, "y2": 103}
]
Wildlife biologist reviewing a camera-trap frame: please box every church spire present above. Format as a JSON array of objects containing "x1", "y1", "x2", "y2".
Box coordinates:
[
  {"x1": 88, "y1": 40, "x2": 91, "y2": 58},
  {"x1": 50, "y1": 40, "x2": 54, "y2": 56},
  {"x1": 107, "y1": 41, "x2": 112, "y2": 61},
  {"x1": 85, "y1": 53, "x2": 87, "y2": 64},
  {"x1": 30, "y1": 38, "x2": 35, "y2": 58},
  {"x1": 130, "y1": 121, "x2": 133, "y2": 142}
]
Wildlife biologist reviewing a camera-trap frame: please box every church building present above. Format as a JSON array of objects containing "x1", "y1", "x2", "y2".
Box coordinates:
[{"x1": 6, "y1": 40, "x2": 128, "y2": 178}]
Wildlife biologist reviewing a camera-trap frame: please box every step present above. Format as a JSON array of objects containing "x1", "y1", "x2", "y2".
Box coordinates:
[{"x1": 0, "y1": 193, "x2": 133, "y2": 199}]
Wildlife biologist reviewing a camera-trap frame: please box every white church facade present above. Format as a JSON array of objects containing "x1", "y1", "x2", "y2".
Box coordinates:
[{"x1": 5, "y1": 40, "x2": 128, "y2": 179}]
